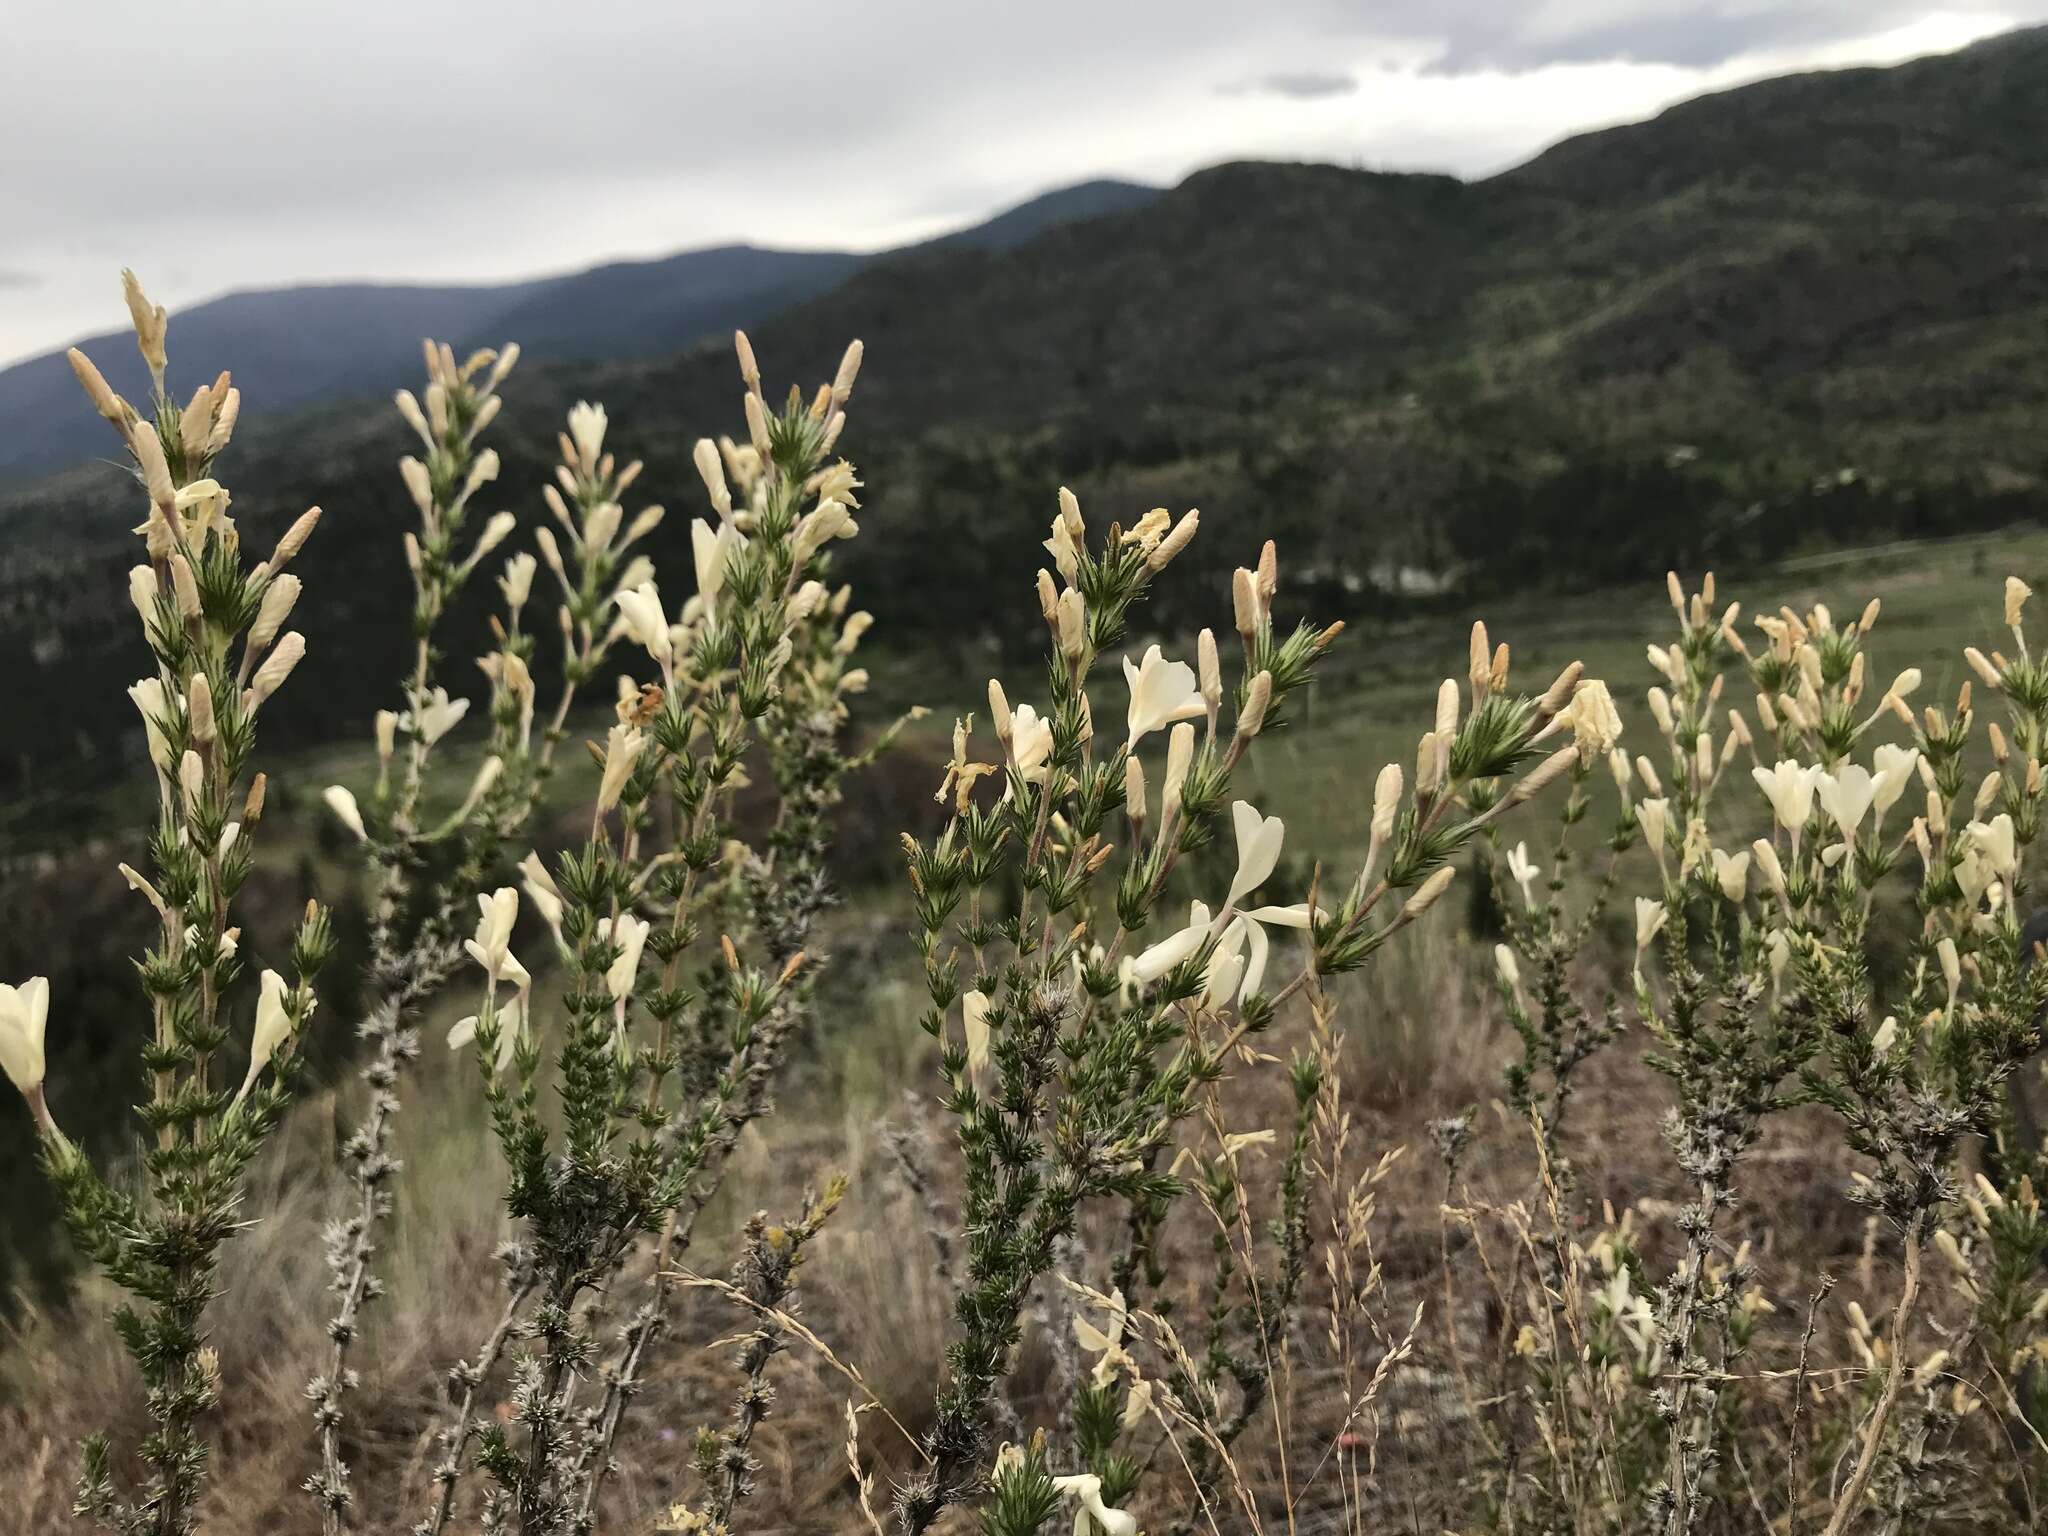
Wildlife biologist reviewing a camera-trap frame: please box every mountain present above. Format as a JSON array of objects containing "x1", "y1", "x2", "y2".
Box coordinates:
[
  {"x1": 0, "y1": 178, "x2": 1160, "y2": 486},
  {"x1": 5, "y1": 29, "x2": 2048, "y2": 824}
]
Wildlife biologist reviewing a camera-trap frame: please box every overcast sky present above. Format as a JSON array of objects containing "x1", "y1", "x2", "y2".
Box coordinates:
[{"x1": 4, "y1": 2, "x2": 2044, "y2": 365}]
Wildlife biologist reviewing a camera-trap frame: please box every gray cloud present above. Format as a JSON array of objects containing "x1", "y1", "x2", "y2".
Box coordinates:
[
  {"x1": 3, "y1": 2, "x2": 2044, "y2": 364},
  {"x1": 1220, "y1": 70, "x2": 1359, "y2": 99},
  {"x1": 0, "y1": 272, "x2": 40, "y2": 290}
]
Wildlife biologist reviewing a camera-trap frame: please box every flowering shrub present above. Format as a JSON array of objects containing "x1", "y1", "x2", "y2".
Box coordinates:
[{"x1": 5, "y1": 276, "x2": 2044, "y2": 1536}]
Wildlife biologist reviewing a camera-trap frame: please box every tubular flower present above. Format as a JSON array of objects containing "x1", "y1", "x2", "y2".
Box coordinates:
[
  {"x1": 402, "y1": 686, "x2": 470, "y2": 746},
  {"x1": 236, "y1": 969, "x2": 296, "y2": 1101},
  {"x1": 1817, "y1": 764, "x2": 1876, "y2": 843},
  {"x1": 961, "y1": 988, "x2": 992, "y2": 1074},
  {"x1": 691, "y1": 517, "x2": 745, "y2": 614}
]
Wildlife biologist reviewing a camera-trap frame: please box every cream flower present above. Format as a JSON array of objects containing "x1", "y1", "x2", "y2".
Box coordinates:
[
  {"x1": 1635, "y1": 896, "x2": 1667, "y2": 954},
  {"x1": 614, "y1": 581, "x2": 673, "y2": 669},
  {"x1": 598, "y1": 723, "x2": 648, "y2": 813},
  {"x1": 518, "y1": 852, "x2": 564, "y2": 937},
  {"x1": 691, "y1": 517, "x2": 745, "y2": 612},
  {"x1": 1560, "y1": 679, "x2": 1623, "y2": 759},
  {"x1": 1051, "y1": 1473, "x2": 1137, "y2": 1536},
  {"x1": 448, "y1": 988, "x2": 526, "y2": 1077},
  {"x1": 464, "y1": 888, "x2": 522, "y2": 983},
  {"x1": 1709, "y1": 847, "x2": 1750, "y2": 904},
  {"x1": 961, "y1": 988, "x2": 992, "y2": 1074},
  {"x1": 1008, "y1": 702, "x2": 1055, "y2": 786},
  {"x1": 0, "y1": 977, "x2": 50, "y2": 1094},
  {"x1": 1870, "y1": 744, "x2": 1920, "y2": 824},
  {"x1": 1122, "y1": 644, "x2": 1205, "y2": 749},
  {"x1": 236, "y1": 969, "x2": 296, "y2": 1101},
  {"x1": 1225, "y1": 800, "x2": 1285, "y2": 907},
  {"x1": 567, "y1": 400, "x2": 607, "y2": 469},
  {"x1": 403, "y1": 686, "x2": 470, "y2": 746},
  {"x1": 1133, "y1": 900, "x2": 1215, "y2": 985},
  {"x1": 1817, "y1": 764, "x2": 1876, "y2": 842},
  {"x1": 1237, "y1": 902, "x2": 1311, "y2": 1001},
  {"x1": 1752, "y1": 760, "x2": 1821, "y2": 840},
  {"x1": 129, "y1": 677, "x2": 174, "y2": 772},
  {"x1": 606, "y1": 912, "x2": 652, "y2": 1002}
]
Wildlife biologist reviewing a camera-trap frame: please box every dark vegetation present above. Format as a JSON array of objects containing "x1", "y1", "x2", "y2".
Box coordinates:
[{"x1": 5, "y1": 30, "x2": 2048, "y2": 825}]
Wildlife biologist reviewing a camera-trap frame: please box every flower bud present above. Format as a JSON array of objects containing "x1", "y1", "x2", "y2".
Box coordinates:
[
  {"x1": 1238, "y1": 671, "x2": 1273, "y2": 738},
  {"x1": 250, "y1": 574, "x2": 301, "y2": 654},
  {"x1": 1401, "y1": 866, "x2": 1455, "y2": 921},
  {"x1": 187, "y1": 674, "x2": 215, "y2": 745},
  {"x1": 250, "y1": 632, "x2": 306, "y2": 703}
]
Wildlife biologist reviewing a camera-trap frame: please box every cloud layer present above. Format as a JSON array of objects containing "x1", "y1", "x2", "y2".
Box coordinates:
[{"x1": 3, "y1": 2, "x2": 2041, "y2": 364}]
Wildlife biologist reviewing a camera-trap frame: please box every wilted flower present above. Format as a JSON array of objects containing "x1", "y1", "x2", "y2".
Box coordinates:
[{"x1": 1560, "y1": 679, "x2": 1623, "y2": 759}]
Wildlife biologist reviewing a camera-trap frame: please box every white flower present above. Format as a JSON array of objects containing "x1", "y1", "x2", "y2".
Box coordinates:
[
  {"x1": 129, "y1": 677, "x2": 174, "y2": 771},
  {"x1": 0, "y1": 977, "x2": 50, "y2": 1094},
  {"x1": 1052, "y1": 1473, "x2": 1137, "y2": 1536},
  {"x1": 1202, "y1": 917, "x2": 1249, "y2": 1008},
  {"x1": 1710, "y1": 847, "x2": 1750, "y2": 904},
  {"x1": 403, "y1": 686, "x2": 470, "y2": 746},
  {"x1": 598, "y1": 723, "x2": 648, "y2": 813},
  {"x1": 1237, "y1": 902, "x2": 1311, "y2": 1001},
  {"x1": 1967, "y1": 813, "x2": 2018, "y2": 880},
  {"x1": 606, "y1": 912, "x2": 652, "y2": 1002},
  {"x1": 613, "y1": 582, "x2": 673, "y2": 669},
  {"x1": 323, "y1": 785, "x2": 367, "y2": 842},
  {"x1": 1505, "y1": 842, "x2": 1541, "y2": 908},
  {"x1": 499, "y1": 551, "x2": 537, "y2": 610},
  {"x1": 1008, "y1": 702, "x2": 1054, "y2": 786},
  {"x1": 237, "y1": 969, "x2": 296, "y2": 1100},
  {"x1": 1638, "y1": 797, "x2": 1670, "y2": 866},
  {"x1": 962, "y1": 988, "x2": 992, "y2": 1074},
  {"x1": 1752, "y1": 760, "x2": 1821, "y2": 839},
  {"x1": 1133, "y1": 901, "x2": 1215, "y2": 984},
  {"x1": 1871, "y1": 1015, "x2": 1898, "y2": 1054},
  {"x1": 1224, "y1": 800, "x2": 1285, "y2": 907},
  {"x1": 1494, "y1": 944, "x2": 1521, "y2": 991},
  {"x1": 691, "y1": 517, "x2": 745, "y2": 612},
  {"x1": 1635, "y1": 897, "x2": 1667, "y2": 953},
  {"x1": 1870, "y1": 744, "x2": 1920, "y2": 824},
  {"x1": 567, "y1": 400, "x2": 607, "y2": 468},
  {"x1": 1817, "y1": 764, "x2": 1876, "y2": 842},
  {"x1": 1122, "y1": 644, "x2": 1204, "y2": 749},
  {"x1": 448, "y1": 988, "x2": 525, "y2": 1076},
  {"x1": 518, "y1": 852, "x2": 564, "y2": 936},
  {"x1": 464, "y1": 888, "x2": 522, "y2": 983}
]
